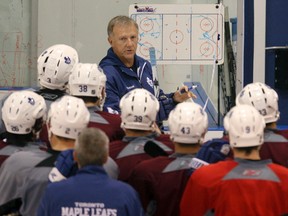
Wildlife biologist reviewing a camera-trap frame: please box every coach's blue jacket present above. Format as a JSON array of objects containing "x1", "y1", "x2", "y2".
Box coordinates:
[
  {"x1": 37, "y1": 165, "x2": 144, "y2": 216},
  {"x1": 100, "y1": 48, "x2": 177, "y2": 121}
]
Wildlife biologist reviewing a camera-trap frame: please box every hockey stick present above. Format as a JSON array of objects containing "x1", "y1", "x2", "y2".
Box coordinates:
[
  {"x1": 149, "y1": 47, "x2": 160, "y2": 99},
  {"x1": 144, "y1": 140, "x2": 168, "y2": 157}
]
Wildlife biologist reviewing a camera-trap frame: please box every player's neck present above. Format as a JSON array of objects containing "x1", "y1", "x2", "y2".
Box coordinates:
[
  {"x1": 233, "y1": 149, "x2": 261, "y2": 160},
  {"x1": 50, "y1": 134, "x2": 75, "y2": 151},
  {"x1": 125, "y1": 129, "x2": 154, "y2": 137},
  {"x1": 85, "y1": 101, "x2": 98, "y2": 107},
  {"x1": 174, "y1": 143, "x2": 201, "y2": 154},
  {"x1": 265, "y1": 122, "x2": 277, "y2": 129}
]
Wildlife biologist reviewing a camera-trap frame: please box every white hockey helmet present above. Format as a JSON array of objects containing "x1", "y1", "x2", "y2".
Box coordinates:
[
  {"x1": 168, "y1": 102, "x2": 208, "y2": 144},
  {"x1": 224, "y1": 104, "x2": 265, "y2": 147},
  {"x1": 236, "y1": 82, "x2": 280, "y2": 123},
  {"x1": 48, "y1": 95, "x2": 90, "y2": 139},
  {"x1": 37, "y1": 44, "x2": 79, "y2": 90},
  {"x1": 68, "y1": 63, "x2": 107, "y2": 98},
  {"x1": 2, "y1": 90, "x2": 47, "y2": 134},
  {"x1": 120, "y1": 88, "x2": 159, "y2": 131}
]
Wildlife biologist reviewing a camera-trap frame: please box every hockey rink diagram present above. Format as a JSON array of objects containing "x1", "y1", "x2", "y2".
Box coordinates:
[{"x1": 130, "y1": 4, "x2": 224, "y2": 65}]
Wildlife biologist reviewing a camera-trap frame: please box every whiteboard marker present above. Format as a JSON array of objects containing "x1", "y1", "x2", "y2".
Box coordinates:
[{"x1": 180, "y1": 85, "x2": 197, "y2": 94}]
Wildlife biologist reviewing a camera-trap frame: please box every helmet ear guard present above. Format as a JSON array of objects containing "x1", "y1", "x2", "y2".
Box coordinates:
[
  {"x1": 168, "y1": 102, "x2": 208, "y2": 144},
  {"x1": 120, "y1": 88, "x2": 160, "y2": 131},
  {"x1": 2, "y1": 90, "x2": 47, "y2": 134},
  {"x1": 37, "y1": 44, "x2": 79, "y2": 90},
  {"x1": 235, "y1": 82, "x2": 280, "y2": 124},
  {"x1": 224, "y1": 104, "x2": 266, "y2": 148}
]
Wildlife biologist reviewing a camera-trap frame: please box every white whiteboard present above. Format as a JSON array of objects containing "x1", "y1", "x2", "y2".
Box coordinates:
[{"x1": 129, "y1": 4, "x2": 224, "y2": 65}]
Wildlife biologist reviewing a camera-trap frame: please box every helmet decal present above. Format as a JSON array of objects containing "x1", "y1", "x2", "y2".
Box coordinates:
[
  {"x1": 64, "y1": 56, "x2": 71, "y2": 64},
  {"x1": 28, "y1": 97, "x2": 35, "y2": 105}
]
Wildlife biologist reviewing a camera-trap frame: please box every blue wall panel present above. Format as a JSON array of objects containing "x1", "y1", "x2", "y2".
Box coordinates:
[{"x1": 265, "y1": 0, "x2": 288, "y2": 125}]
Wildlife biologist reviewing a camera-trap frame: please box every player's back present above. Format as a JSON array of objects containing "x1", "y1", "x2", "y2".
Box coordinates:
[
  {"x1": 181, "y1": 159, "x2": 288, "y2": 216},
  {"x1": 130, "y1": 154, "x2": 193, "y2": 216},
  {"x1": 88, "y1": 108, "x2": 124, "y2": 142},
  {"x1": 260, "y1": 129, "x2": 288, "y2": 167},
  {"x1": 109, "y1": 134, "x2": 174, "y2": 182}
]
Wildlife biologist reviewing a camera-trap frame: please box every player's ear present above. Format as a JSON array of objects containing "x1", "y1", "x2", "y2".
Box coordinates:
[{"x1": 108, "y1": 37, "x2": 112, "y2": 45}]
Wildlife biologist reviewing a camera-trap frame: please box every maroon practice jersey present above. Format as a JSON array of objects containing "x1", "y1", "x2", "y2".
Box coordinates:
[
  {"x1": 129, "y1": 153, "x2": 194, "y2": 216},
  {"x1": 87, "y1": 110, "x2": 124, "y2": 142},
  {"x1": 109, "y1": 133, "x2": 174, "y2": 182},
  {"x1": 260, "y1": 129, "x2": 288, "y2": 167},
  {"x1": 0, "y1": 139, "x2": 11, "y2": 165}
]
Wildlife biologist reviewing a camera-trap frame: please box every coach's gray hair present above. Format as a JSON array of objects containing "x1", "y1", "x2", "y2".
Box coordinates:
[
  {"x1": 107, "y1": 15, "x2": 138, "y2": 36},
  {"x1": 75, "y1": 128, "x2": 109, "y2": 167}
]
